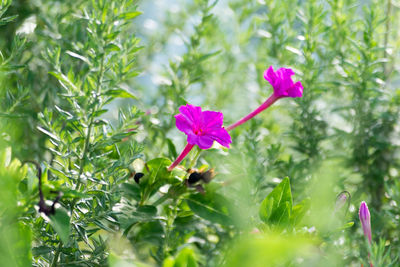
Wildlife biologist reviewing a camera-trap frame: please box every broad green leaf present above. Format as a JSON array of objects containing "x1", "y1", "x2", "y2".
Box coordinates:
[
  {"x1": 49, "y1": 207, "x2": 71, "y2": 244},
  {"x1": 259, "y1": 177, "x2": 292, "y2": 226},
  {"x1": 290, "y1": 198, "x2": 310, "y2": 227},
  {"x1": 135, "y1": 221, "x2": 164, "y2": 245},
  {"x1": 163, "y1": 257, "x2": 175, "y2": 267},
  {"x1": 145, "y1": 158, "x2": 172, "y2": 184},
  {"x1": 174, "y1": 247, "x2": 198, "y2": 267},
  {"x1": 121, "y1": 205, "x2": 158, "y2": 236},
  {"x1": 121, "y1": 182, "x2": 141, "y2": 201},
  {"x1": 105, "y1": 43, "x2": 121, "y2": 52},
  {"x1": 32, "y1": 246, "x2": 52, "y2": 256},
  {"x1": 186, "y1": 192, "x2": 233, "y2": 225},
  {"x1": 134, "y1": 205, "x2": 158, "y2": 220}
]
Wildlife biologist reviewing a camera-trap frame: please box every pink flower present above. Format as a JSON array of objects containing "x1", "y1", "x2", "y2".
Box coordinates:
[
  {"x1": 226, "y1": 66, "x2": 303, "y2": 131},
  {"x1": 175, "y1": 104, "x2": 231, "y2": 149},
  {"x1": 264, "y1": 66, "x2": 303, "y2": 98},
  {"x1": 359, "y1": 201, "x2": 372, "y2": 243},
  {"x1": 168, "y1": 104, "x2": 231, "y2": 171}
]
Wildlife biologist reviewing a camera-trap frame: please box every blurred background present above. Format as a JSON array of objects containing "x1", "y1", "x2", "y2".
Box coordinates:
[{"x1": 1, "y1": 0, "x2": 400, "y2": 266}]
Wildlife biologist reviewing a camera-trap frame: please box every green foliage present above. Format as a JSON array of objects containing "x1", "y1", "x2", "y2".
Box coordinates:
[
  {"x1": 259, "y1": 177, "x2": 293, "y2": 227},
  {"x1": 0, "y1": 0, "x2": 400, "y2": 266},
  {"x1": 0, "y1": 147, "x2": 31, "y2": 266},
  {"x1": 186, "y1": 191, "x2": 234, "y2": 225},
  {"x1": 47, "y1": 207, "x2": 71, "y2": 245},
  {"x1": 259, "y1": 178, "x2": 310, "y2": 230}
]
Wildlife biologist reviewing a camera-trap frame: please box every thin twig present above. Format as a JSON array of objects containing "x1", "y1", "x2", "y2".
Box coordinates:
[
  {"x1": 22, "y1": 160, "x2": 62, "y2": 215},
  {"x1": 51, "y1": 241, "x2": 63, "y2": 267}
]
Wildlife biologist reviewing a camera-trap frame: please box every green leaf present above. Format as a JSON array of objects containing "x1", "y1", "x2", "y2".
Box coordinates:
[
  {"x1": 61, "y1": 189, "x2": 89, "y2": 199},
  {"x1": 92, "y1": 109, "x2": 108, "y2": 118},
  {"x1": 48, "y1": 207, "x2": 71, "y2": 244},
  {"x1": 32, "y1": 246, "x2": 52, "y2": 256},
  {"x1": 0, "y1": 146, "x2": 11, "y2": 167},
  {"x1": 105, "y1": 89, "x2": 137, "y2": 99},
  {"x1": 37, "y1": 126, "x2": 60, "y2": 142},
  {"x1": 174, "y1": 247, "x2": 198, "y2": 267},
  {"x1": 336, "y1": 221, "x2": 354, "y2": 231},
  {"x1": 121, "y1": 182, "x2": 141, "y2": 200},
  {"x1": 66, "y1": 51, "x2": 91, "y2": 65},
  {"x1": 186, "y1": 192, "x2": 233, "y2": 225},
  {"x1": 198, "y1": 50, "x2": 220, "y2": 62},
  {"x1": 105, "y1": 43, "x2": 121, "y2": 52},
  {"x1": 145, "y1": 158, "x2": 172, "y2": 185},
  {"x1": 290, "y1": 198, "x2": 310, "y2": 227},
  {"x1": 259, "y1": 177, "x2": 292, "y2": 226},
  {"x1": 118, "y1": 11, "x2": 142, "y2": 20},
  {"x1": 166, "y1": 138, "x2": 177, "y2": 159},
  {"x1": 0, "y1": 15, "x2": 18, "y2": 25},
  {"x1": 121, "y1": 205, "x2": 158, "y2": 236},
  {"x1": 49, "y1": 71, "x2": 78, "y2": 92},
  {"x1": 163, "y1": 257, "x2": 175, "y2": 267}
]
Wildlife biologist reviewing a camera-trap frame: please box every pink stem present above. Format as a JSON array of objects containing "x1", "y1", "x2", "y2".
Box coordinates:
[
  {"x1": 226, "y1": 94, "x2": 279, "y2": 131},
  {"x1": 167, "y1": 143, "x2": 195, "y2": 171}
]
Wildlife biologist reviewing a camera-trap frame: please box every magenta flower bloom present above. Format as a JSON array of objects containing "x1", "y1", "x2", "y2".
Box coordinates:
[
  {"x1": 168, "y1": 104, "x2": 231, "y2": 171},
  {"x1": 264, "y1": 66, "x2": 303, "y2": 98},
  {"x1": 175, "y1": 104, "x2": 231, "y2": 149},
  {"x1": 226, "y1": 66, "x2": 303, "y2": 131},
  {"x1": 359, "y1": 201, "x2": 372, "y2": 243}
]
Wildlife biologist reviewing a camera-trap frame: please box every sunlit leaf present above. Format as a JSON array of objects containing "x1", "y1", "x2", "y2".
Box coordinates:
[{"x1": 48, "y1": 207, "x2": 71, "y2": 244}]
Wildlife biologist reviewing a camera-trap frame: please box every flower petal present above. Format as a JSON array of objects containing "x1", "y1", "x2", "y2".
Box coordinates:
[
  {"x1": 263, "y1": 66, "x2": 277, "y2": 86},
  {"x1": 264, "y1": 66, "x2": 302, "y2": 98},
  {"x1": 197, "y1": 135, "x2": 215, "y2": 149},
  {"x1": 174, "y1": 104, "x2": 231, "y2": 150},
  {"x1": 288, "y1": 81, "x2": 303, "y2": 98},
  {"x1": 207, "y1": 128, "x2": 232, "y2": 148},
  {"x1": 202, "y1": 110, "x2": 223, "y2": 131},
  {"x1": 175, "y1": 113, "x2": 194, "y2": 135},
  {"x1": 187, "y1": 132, "x2": 199, "y2": 146},
  {"x1": 179, "y1": 104, "x2": 203, "y2": 127}
]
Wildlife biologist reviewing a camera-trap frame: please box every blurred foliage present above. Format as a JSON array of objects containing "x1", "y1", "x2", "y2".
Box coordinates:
[{"x1": 0, "y1": 0, "x2": 399, "y2": 266}]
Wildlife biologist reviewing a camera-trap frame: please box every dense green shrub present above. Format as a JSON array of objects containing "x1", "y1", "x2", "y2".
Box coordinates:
[{"x1": 0, "y1": 0, "x2": 399, "y2": 266}]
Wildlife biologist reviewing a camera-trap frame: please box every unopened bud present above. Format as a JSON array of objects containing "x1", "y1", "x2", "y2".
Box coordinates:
[{"x1": 359, "y1": 201, "x2": 372, "y2": 243}]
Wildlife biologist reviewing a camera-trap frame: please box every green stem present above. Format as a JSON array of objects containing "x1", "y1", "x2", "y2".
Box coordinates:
[
  {"x1": 76, "y1": 54, "x2": 105, "y2": 190},
  {"x1": 162, "y1": 200, "x2": 177, "y2": 261},
  {"x1": 188, "y1": 146, "x2": 202, "y2": 169}
]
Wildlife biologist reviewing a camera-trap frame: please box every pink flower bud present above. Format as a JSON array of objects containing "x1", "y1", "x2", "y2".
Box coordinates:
[{"x1": 359, "y1": 201, "x2": 372, "y2": 243}]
